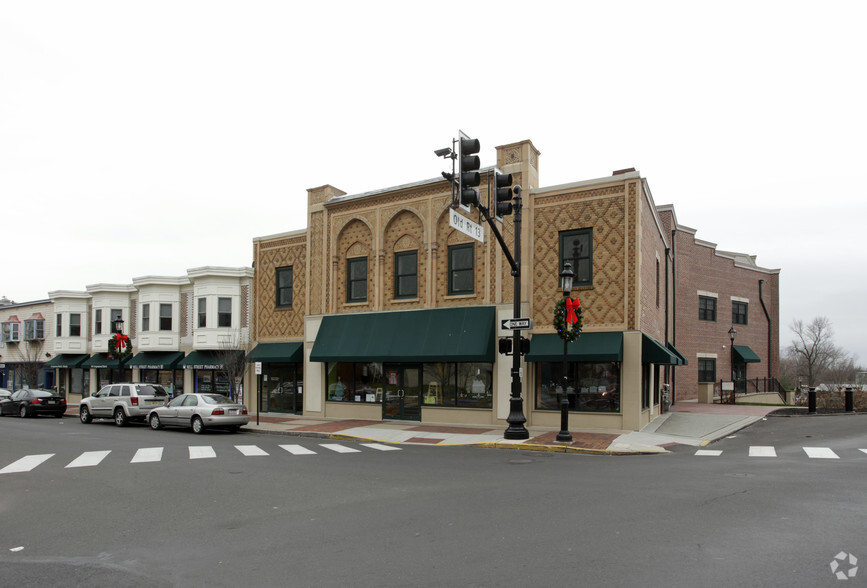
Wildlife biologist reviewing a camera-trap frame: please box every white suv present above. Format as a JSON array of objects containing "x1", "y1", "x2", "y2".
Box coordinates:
[{"x1": 79, "y1": 383, "x2": 169, "y2": 426}]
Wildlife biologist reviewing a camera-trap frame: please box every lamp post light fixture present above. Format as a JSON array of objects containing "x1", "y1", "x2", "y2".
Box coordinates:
[
  {"x1": 113, "y1": 316, "x2": 125, "y2": 336},
  {"x1": 728, "y1": 326, "x2": 737, "y2": 404},
  {"x1": 557, "y1": 262, "x2": 574, "y2": 442}
]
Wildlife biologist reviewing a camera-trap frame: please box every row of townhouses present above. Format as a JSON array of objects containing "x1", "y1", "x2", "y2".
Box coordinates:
[{"x1": 0, "y1": 139, "x2": 781, "y2": 432}]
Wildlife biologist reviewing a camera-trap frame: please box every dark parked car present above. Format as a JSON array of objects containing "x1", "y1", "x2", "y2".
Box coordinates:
[{"x1": 0, "y1": 389, "x2": 67, "y2": 418}]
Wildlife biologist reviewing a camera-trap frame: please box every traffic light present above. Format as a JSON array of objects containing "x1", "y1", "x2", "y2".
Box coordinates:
[
  {"x1": 459, "y1": 135, "x2": 481, "y2": 210},
  {"x1": 494, "y1": 171, "x2": 513, "y2": 221}
]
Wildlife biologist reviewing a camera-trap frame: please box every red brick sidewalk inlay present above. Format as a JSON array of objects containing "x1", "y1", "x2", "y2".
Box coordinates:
[
  {"x1": 295, "y1": 419, "x2": 383, "y2": 433},
  {"x1": 409, "y1": 425, "x2": 498, "y2": 435},
  {"x1": 529, "y1": 431, "x2": 619, "y2": 451},
  {"x1": 406, "y1": 437, "x2": 445, "y2": 444}
]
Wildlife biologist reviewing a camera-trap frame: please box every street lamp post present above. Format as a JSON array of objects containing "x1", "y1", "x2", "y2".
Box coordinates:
[
  {"x1": 557, "y1": 262, "x2": 574, "y2": 442},
  {"x1": 728, "y1": 326, "x2": 737, "y2": 404}
]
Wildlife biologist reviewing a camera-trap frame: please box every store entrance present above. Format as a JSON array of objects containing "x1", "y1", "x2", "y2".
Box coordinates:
[{"x1": 383, "y1": 364, "x2": 421, "y2": 421}]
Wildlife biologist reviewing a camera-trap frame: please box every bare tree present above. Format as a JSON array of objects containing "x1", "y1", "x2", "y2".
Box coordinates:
[
  {"x1": 216, "y1": 335, "x2": 250, "y2": 403},
  {"x1": 788, "y1": 317, "x2": 849, "y2": 387},
  {"x1": 20, "y1": 339, "x2": 45, "y2": 389}
]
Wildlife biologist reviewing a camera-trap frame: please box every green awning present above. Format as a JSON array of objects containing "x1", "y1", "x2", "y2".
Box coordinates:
[
  {"x1": 524, "y1": 332, "x2": 623, "y2": 362},
  {"x1": 667, "y1": 342, "x2": 688, "y2": 366},
  {"x1": 310, "y1": 306, "x2": 496, "y2": 363},
  {"x1": 127, "y1": 351, "x2": 185, "y2": 370},
  {"x1": 733, "y1": 345, "x2": 761, "y2": 363},
  {"x1": 246, "y1": 342, "x2": 303, "y2": 363},
  {"x1": 643, "y1": 334, "x2": 679, "y2": 365},
  {"x1": 178, "y1": 350, "x2": 243, "y2": 370},
  {"x1": 44, "y1": 354, "x2": 89, "y2": 368},
  {"x1": 81, "y1": 353, "x2": 131, "y2": 369}
]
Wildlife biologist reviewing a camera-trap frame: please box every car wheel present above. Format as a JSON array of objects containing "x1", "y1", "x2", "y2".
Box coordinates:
[
  {"x1": 191, "y1": 415, "x2": 205, "y2": 434},
  {"x1": 229, "y1": 425, "x2": 241, "y2": 433},
  {"x1": 19, "y1": 405, "x2": 28, "y2": 418},
  {"x1": 114, "y1": 408, "x2": 128, "y2": 427},
  {"x1": 149, "y1": 413, "x2": 162, "y2": 430},
  {"x1": 80, "y1": 405, "x2": 93, "y2": 424}
]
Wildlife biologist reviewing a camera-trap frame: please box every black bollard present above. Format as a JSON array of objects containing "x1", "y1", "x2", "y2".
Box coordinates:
[
  {"x1": 808, "y1": 387, "x2": 817, "y2": 414},
  {"x1": 845, "y1": 387, "x2": 854, "y2": 413}
]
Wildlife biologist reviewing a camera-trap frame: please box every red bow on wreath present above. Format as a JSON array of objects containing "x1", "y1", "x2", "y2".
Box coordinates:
[
  {"x1": 115, "y1": 334, "x2": 129, "y2": 351},
  {"x1": 565, "y1": 298, "x2": 580, "y2": 324}
]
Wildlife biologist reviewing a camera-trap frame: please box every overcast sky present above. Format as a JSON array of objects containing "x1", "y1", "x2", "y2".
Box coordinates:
[{"x1": 2, "y1": 1, "x2": 865, "y2": 364}]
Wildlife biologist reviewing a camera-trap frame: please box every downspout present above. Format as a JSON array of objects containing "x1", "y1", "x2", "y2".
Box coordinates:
[
  {"x1": 759, "y1": 279, "x2": 772, "y2": 379},
  {"x1": 670, "y1": 229, "x2": 677, "y2": 404},
  {"x1": 664, "y1": 247, "x2": 670, "y2": 385}
]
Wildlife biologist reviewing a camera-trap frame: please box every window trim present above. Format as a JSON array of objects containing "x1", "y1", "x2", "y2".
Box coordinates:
[
  {"x1": 159, "y1": 303, "x2": 172, "y2": 331},
  {"x1": 69, "y1": 313, "x2": 81, "y2": 337},
  {"x1": 95, "y1": 309, "x2": 103, "y2": 335},
  {"x1": 559, "y1": 228, "x2": 593, "y2": 288},
  {"x1": 217, "y1": 297, "x2": 232, "y2": 328},
  {"x1": 347, "y1": 257, "x2": 368, "y2": 303},
  {"x1": 23, "y1": 319, "x2": 44, "y2": 340},
  {"x1": 448, "y1": 243, "x2": 475, "y2": 295},
  {"x1": 197, "y1": 298, "x2": 207, "y2": 328},
  {"x1": 698, "y1": 357, "x2": 716, "y2": 383},
  {"x1": 142, "y1": 303, "x2": 150, "y2": 332},
  {"x1": 698, "y1": 295, "x2": 717, "y2": 322},
  {"x1": 732, "y1": 301, "x2": 748, "y2": 325},
  {"x1": 276, "y1": 266, "x2": 294, "y2": 309},
  {"x1": 394, "y1": 250, "x2": 418, "y2": 299}
]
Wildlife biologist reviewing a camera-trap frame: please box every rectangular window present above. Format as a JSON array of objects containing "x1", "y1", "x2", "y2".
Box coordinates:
[
  {"x1": 198, "y1": 298, "x2": 207, "y2": 328},
  {"x1": 699, "y1": 296, "x2": 717, "y2": 321},
  {"x1": 95, "y1": 309, "x2": 103, "y2": 335},
  {"x1": 218, "y1": 297, "x2": 232, "y2": 327},
  {"x1": 142, "y1": 304, "x2": 150, "y2": 332},
  {"x1": 394, "y1": 251, "x2": 418, "y2": 299},
  {"x1": 276, "y1": 266, "x2": 293, "y2": 308},
  {"x1": 347, "y1": 257, "x2": 368, "y2": 303},
  {"x1": 559, "y1": 228, "x2": 593, "y2": 287},
  {"x1": 698, "y1": 358, "x2": 716, "y2": 383},
  {"x1": 159, "y1": 304, "x2": 172, "y2": 331},
  {"x1": 56, "y1": 314, "x2": 62, "y2": 337},
  {"x1": 70, "y1": 313, "x2": 81, "y2": 337},
  {"x1": 448, "y1": 243, "x2": 474, "y2": 295},
  {"x1": 535, "y1": 361, "x2": 620, "y2": 413},
  {"x1": 24, "y1": 319, "x2": 44, "y2": 340},
  {"x1": 655, "y1": 259, "x2": 660, "y2": 307},
  {"x1": 2, "y1": 322, "x2": 21, "y2": 342},
  {"x1": 110, "y1": 308, "x2": 122, "y2": 333},
  {"x1": 732, "y1": 301, "x2": 748, "y2": 325}
]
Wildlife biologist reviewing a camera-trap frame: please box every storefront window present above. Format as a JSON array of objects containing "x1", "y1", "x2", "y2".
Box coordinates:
[
  {"x1": 456, "y1": 363, "x2": 493, "y2": 408},
  {"x1": 141, "y1": 369, "x2": 183, "y2": 397},
  {"x1": 326, "y1": 362, "x2": 383, "y2": 403},
  {"x1": 536, "y1": 361, "x2": 620, "y2": 413},
  {"x1": 261, "y1": 363, "x2": 303, "y2": 414}
]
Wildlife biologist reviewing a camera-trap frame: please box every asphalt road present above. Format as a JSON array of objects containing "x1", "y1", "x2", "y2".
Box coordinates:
[{"x1": 1, "y1": 414, "x2": 865, "y2": 587}]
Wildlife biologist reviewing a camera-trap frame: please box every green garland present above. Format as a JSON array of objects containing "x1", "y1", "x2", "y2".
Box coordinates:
[
  {"x1": 108, "y1": 333, "x2": 133, "y2": 361},
  {"x1": 554, "y1": 297, "x2": 583, "y2": 343}
]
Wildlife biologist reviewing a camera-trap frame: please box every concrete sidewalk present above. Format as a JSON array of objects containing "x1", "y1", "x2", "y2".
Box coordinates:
[
  {"x1": 63, "y1": 401, "x2": 777, "y2": 455},
  {"x1": 235, "y1": 401, "x2": 779, "y2": 455}
]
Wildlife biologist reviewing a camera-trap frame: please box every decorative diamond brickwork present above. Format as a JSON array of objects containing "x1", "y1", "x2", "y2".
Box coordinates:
[
  {"x1": 335, "y1": 218, "x2": 374, "y2": 313},
  {"x1": 254, "y1": 235, "x2": 306, "y2": 340},
  {"x1": 383, "y1": 209, "x2": 425, "y2": 310}
]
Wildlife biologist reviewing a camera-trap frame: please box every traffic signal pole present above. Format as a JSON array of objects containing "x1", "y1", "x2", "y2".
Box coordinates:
[{"x1": 472, "y1": 187, "x2": 529, "y2": 440}]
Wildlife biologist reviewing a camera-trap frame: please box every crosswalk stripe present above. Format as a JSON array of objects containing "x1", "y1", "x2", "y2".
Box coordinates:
[
  {"x1": 804, "y1": 447, "x2": 839, "y2": 459},
  {"x1": 749, "y1": 446, "x2": 777, "y2": 457},
  {"x1": 279, "y1": 444, "x2": 317, "y2": 455},
  {"x1": 189, "y1": 446, "x2": 216, "y2": 459},
  {"x1": 695, "y1": 449, "x2": 722, "y2": 456},
  {"x1": 320, "y1": 443, "x2": 361, "y2": 454},
  {"x1": 66, "y1": 450, "x2": 111, "y2": 468},
  {"x1": 131, "y1": 447, "x2": 163, "y2": 463},
  {"x1": 0, "y1": 454, "x2": 55, "y2": 474},
  {"x1": 236, "y1": 445, "x2": 269, "y2": 456},
  {"x1": 859, "y1": 449, "x2": 867, "y2": 456},
  {"x1": 361, "y1": 443, "x2": 402, "y2": 452}
]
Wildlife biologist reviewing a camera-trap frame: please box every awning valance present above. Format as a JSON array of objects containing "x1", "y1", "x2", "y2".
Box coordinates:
[
  {"x1": 524, "y1": 332, "x2": 623, "y2": 362},
  {"x1": 81, "y1": 353, "x2": 131, "y2": 369},
  {"x1": 733, "y1": 345, "x2": 761, "y2": 363},
  {"x1": 310, "y1": 306, "x2": 496, "y2": 363},
  {"x1": 667, "y1": 342, "x2": 688, "y2": 366},
  {"x1": 178, "y1": 350, "x2": 243, "y2": 370},
  {"x1": 127, "y1": 351, "x2": 185, "y2": 370},
  {"x1": 246, "y1": 342, "x2": 303, "y2": 363},
  {"x1": 44, "y1": 354, "x2": 89, "y2": 368}
]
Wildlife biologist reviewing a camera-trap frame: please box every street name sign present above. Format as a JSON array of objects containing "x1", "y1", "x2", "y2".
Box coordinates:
[
  {"x1": 449, "y1": 209, "x2": 485, "y2": 243},
  {"x1": 501, "y1": 317, "x2": 533, "y2": 330}
]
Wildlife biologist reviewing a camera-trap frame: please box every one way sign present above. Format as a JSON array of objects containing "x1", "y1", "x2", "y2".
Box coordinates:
[{"x1": 501, "y1": 317, "x2": 533, "y2": 330}]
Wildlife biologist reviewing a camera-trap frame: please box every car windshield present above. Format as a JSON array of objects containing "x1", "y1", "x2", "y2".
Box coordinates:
[
  {"x1": 32, "y1": 390, "x2": 56, "y2": 398},
  {"x1": 200, "y1": 394, "x2": 233, "y2": 405},
  {"x1": 136, "y1": 385, "x2": 167, "y2": 397}
]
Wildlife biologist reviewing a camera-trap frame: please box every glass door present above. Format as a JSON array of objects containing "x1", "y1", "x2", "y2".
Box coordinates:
[{"x1": 383, "y1": 364, "x2": 421, "y2": 421}]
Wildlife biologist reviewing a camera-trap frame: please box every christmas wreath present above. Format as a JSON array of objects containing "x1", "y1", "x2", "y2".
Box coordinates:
[
  {"x1": 108, "y1": 333, "x2": 133, "y2": 361},
  {"x1": 554, "y1": 297, "x2": 583, "y2": 342}
]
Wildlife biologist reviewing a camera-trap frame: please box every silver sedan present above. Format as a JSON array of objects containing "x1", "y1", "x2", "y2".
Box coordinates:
[{"x1": 147, "y1": 393, "x2": 249, "y2": 434}]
